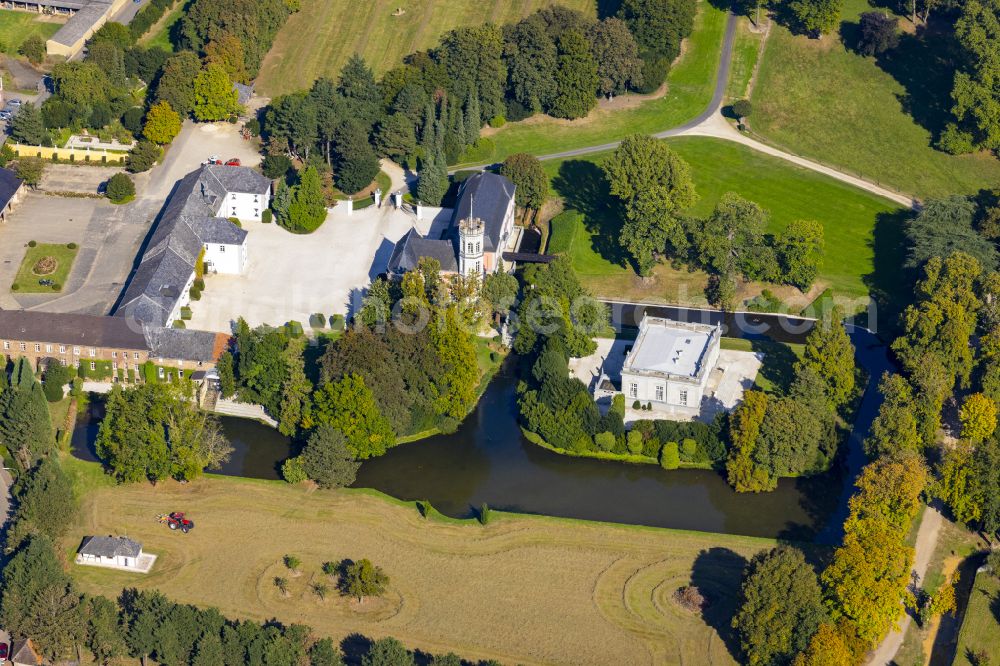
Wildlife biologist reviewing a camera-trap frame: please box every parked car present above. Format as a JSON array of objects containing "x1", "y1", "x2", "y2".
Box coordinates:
[
  {"x1": 224, "y1": 158, "x2": 241, "y2": 166},
  {"x1": 0, "y1": 111, "x2": 10, "y2": 121},
  {"x1": 0, "y1": 641, "x2": 9, "y2": 659},
  {"x1": 8, "y1": 99, "x2": 22, "y2": 107},
  {"x1": 202, "y1": 155, "x2": 221, "y2": 165}
]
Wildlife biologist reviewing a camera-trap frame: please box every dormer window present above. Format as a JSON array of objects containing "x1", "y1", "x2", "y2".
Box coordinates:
[{"x1": 231, "y1": 193, "x2": 236, "y2": 200}]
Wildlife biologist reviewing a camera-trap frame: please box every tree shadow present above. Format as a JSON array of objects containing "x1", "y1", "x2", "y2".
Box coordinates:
[
  {"x1": 873, "y1": 19, "x2": 961, "y2": 143},
  {"x1": 862, "y1": 208, "x2": 912, "y2": 336},
  {"x1": 551, "y1": 159, "x2": 631, "y2": 269},
  {"x1": 596, "y1": 0, "x2": 622, "y2": 19},
  {"x1": 340, "y1": 632, "x2": 372, "y2": 665},
  {"x1": 690, "y1": 547, "x2": 747, "y2": 661},
  {"x1": 777, "y1": 467, "x2": 844, "y2": 550},
  {"x1": 749, "y1": 338, "x2": 799, "y2": 394},
  {"x1": 927, "y1": 554, "x2": 987, "y2": 666}
]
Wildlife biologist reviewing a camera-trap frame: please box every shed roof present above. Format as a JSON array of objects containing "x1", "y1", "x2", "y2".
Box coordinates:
[
  {"x1": 10, "y1": 638, "x2": 42, "y2": 666},
  {"x1": 79, "y1": 535, "x2": 142, "y2": 558}
]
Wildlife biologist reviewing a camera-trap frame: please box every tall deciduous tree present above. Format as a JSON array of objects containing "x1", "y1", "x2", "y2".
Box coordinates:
[
  {"x1": 788, "y1": 0, "x2": 844, "y2": 35},
  {"x1": 958, "y1": 392, "x2": 997, "y2": 442},
  {"x1": 732, "y1": 546, "x2": 826, "y2": 666},
  {"x1": 777, "y1": 219, "x2": 825, "y2": 290},
  {"x1": 694, "y1": 191, "x2": 769, "y2": 279},
  {"x1": 204, "y1": 33, "x2": 249, "y2": 84},
  {"x1": 865, "y1": 373, "x2": 922, "y2": 458},
  {"x1": 503, "y1": 14, "x2": 558, "y2": 113},
  {"x1": 726, "y1": 390, "x2": 773, "y2": 492},
  {"x1": 796, "y1": 310, "x2": 855, "y2": 409},
  {"x1": 143, "y1": 100, "x2": 182, "y2": 145},
  {"x1": 500, "y1": 153, "x2": 548, "y2": 210},
  {"x1": 587, "y1": 17, "x2": 644, "y2": 96},
  {"x1": 946, "y1": 0, "x2": 1000, "y2": 153},
  {"x1": 193, "y1": 64, "x2": 240, "y2": 121},
  {"x1": 341, "y1": 558, "x2": 389, "y2": 603},
  {"x1": 312, "y1": 375, "x2": 395, "y2": 459},
  {"x1": 603, "y1": 134, "x2": 697, "y2": 275},
  {"x1": 156, "y1": 51, "x2": 202, "y2": 117}
]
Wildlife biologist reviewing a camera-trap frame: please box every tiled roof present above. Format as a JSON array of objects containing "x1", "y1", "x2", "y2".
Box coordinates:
[
  {"x1": 144, "y1": 328, "x2": 227, "y2": 363},
  {"x1": 79, "y1": 535, "x2": 142, "y2": 558},
  {"x1": 451, "y1": 172, "x2": 515, "y2": 252},
  {"x1": 192, "y1": 217, "x2": 248, "y2": 245},
  {"x1": 0, "y1": 309, "x2": 147, "y2": 350}
]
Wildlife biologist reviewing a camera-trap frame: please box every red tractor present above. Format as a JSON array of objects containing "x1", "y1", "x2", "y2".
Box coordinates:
[{"x1": 157, "y1": 512, "x2": 195, "y2": 533}]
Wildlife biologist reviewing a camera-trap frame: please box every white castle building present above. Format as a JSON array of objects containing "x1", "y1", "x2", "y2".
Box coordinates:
[{"x1": 388, "y1": 171, "x2": 517, "y2": 278}]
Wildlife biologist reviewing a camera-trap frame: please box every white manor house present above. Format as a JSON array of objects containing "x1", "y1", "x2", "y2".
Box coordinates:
[{"x1": 619, "y1": 316, "x2": 722, "y2": 408}]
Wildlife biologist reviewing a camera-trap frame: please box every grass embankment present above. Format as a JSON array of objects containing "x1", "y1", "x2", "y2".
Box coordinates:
[
  {"x1": 63, "y1": 455, "x2": 769, "y2": 665},
  {"x1": 544, "y1": 137, "x2": 905, "y2": 311},
  {"x1": 258, "y1": 0, "x2": 596, "y2": 97},
  {"x1": 750, "y1": 0, "x2": 1000, "y2": 200},
  {"x1": 725, "y1": 17, "x2": 765, "y2": 101},
  {"x1": 140, "y1": 1, "x2": 186, "y2": 52},
  {"x1": 11, "y1": 243, "x2": 79, "y2": 293},
  {"x1": 953, "y1": 567, "x2": 1000, "y2": 664},
  {"x1": 458, "y1": 1, "x2": 728, "y2": 166},
  {"x1": 0, "y1": 10, "x2": 62, "y2": 55}
]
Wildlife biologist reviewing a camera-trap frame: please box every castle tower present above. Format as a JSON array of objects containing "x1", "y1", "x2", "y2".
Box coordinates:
[{"x1": 458, "y1": 217, "x2": 485, "y2": 276}]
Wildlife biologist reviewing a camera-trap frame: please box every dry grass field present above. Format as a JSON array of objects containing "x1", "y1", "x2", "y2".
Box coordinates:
[
  {"x1": 64, "y1": 458, "x2": 770, "y2": 665},
  {"x1": 256, "y1": 0, "x2": 597, "y2": 97}
]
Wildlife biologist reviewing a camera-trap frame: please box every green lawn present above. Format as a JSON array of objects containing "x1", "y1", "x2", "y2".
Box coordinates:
[
  {"x1": 953, "y1": 567, "x2": 1000, "y2": 665},
  {"x1": 0, "y1": 10, "x2": 62, "y2": 55},
  {"x1": 726, "y1": 17, "x2": 764, "y2": 101},
  {"x1": 140, "y1": 1, "x2": 185, "y2": 52},
  {"x1": 750, "y1": 0, "x2": 1000, "y2": 200},
  {"x1": 455, "y1": 0, "x2": 728, "y2": 166},
  {"x1": 258, "y1": 0, "x2": 597, "y2": 97},
  {"x1": 11, "y1": 243, "x2": 79, "y2": 293},
  {"x1": 544, "y1": 137, "x2": 906, "y2": 310}
]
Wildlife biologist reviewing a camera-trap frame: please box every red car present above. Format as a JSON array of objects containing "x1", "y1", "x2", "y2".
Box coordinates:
[
  {"x1": 224, "y1": 158, "x2": 241, "y2": 166},
  {"x1": 0, "y1": 642, "x2": 9, "y2": 659}
]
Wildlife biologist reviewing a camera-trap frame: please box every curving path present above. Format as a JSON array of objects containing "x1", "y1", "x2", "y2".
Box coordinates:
[{"x1": 462, "y1": 12, "x2": 916, "y2": 209}]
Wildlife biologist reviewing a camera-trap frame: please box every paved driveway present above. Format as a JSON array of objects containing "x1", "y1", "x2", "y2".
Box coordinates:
[
  {"x1": 0, "y1": 193, "x2": 153, "y2": 314},
  {"x1": 188, "y1": 204, "x2": 451, "y2": 333},
  {"x1": 39, "y1": 164, "x2": 120, "y2": 195}
]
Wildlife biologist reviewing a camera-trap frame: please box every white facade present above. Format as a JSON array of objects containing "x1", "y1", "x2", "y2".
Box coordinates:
[
  {"x1": 459, "y1": 217, "x2": 486, "y2": 276},
  {"x1": 166, "y1": 271, "x2": 198, "y2": 326},
  {"x1": 203, "y1": 241, "x2": 247, "y2": 274},
  {"x1": 214, "y1": 189, "x2": 270, "y2": 222},
  {"x1": 620, "y1": 317, "x2": 721, "y2": 408}
]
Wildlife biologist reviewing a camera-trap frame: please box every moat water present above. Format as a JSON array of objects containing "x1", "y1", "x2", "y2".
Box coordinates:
[{"x1": 72, "y1": 304, "x2": 892, "y2": 541}]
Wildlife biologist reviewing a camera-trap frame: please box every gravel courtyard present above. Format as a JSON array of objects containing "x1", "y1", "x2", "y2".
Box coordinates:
[{"x1": 188, "y1": 204, "x2": 452, "y2": 333}]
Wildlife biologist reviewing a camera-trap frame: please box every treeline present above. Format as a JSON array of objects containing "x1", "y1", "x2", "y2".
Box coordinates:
[
  {"x1": 127, "y1": 0, "x2": 176, "y2": 41},
  {"x1": 95, "y1": 382, "x2": 233, "y2": 483},
  {"x1": 731, "y1": 450, "x2": 928, "y2": 664},
  {"x1": 262, "y1": 1, "x2": 694, "y2": 200},
  {"x1": 942, "y1": 0, "x2": 1000, "y2": 155},
  {"x1": 725, "y1": 309, "x2": 856, "y2": 492},
  {"x1": 9, "y1": 0, "x2": 297, "y2": 174},
  {"x1": 0, "y1": 357, "x2": 54, "y2": 472},
  {"x1": 0, "y1": 533, "x2": 497, "y2": 666},
  {"x1": 866, "y1": 247, "x2": 1000, "y2": 538},
  {"x1": 601, "y1": 134, "x2": 825, "y2": 302}
]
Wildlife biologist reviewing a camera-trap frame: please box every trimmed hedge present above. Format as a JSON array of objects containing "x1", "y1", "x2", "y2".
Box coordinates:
[{"x1": 309, "y1": 313, "x2": 326, "y2": 329}]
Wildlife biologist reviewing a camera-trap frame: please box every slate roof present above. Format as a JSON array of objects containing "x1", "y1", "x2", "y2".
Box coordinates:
[
  {"x1": 233, "y1": 82, "x2": 255, "y2": 106},
  {"x1": 116, "y1": 166, "x2": 255, "y2": 328},
  {"x1": 202, "y1": 164, "x2": 271, "y2": 195},
  {"x1": 144, "y1": 327, "x2": 227, "y2": 363},
  {"x1": 49, "y1": 0, "x2": 113, "y2": 47},
  {"x1": 451, "y1": 172, "x2": 515, "y2": 252},
  {"x1": 79, "y1": 535, "x2": 142, "y2": 559},
  {"x1": 0, "y1": 166, "x2": 24, "y2": 210},
  {"x1": 0, "y1": 309, "x2": 148, "y2": 350},
  {"x1": 10, "y1": 638, "x2": 42, "y2": 666},
  {"x1": 386, "y1": 228, "x2": 459, "y2": 274}
]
